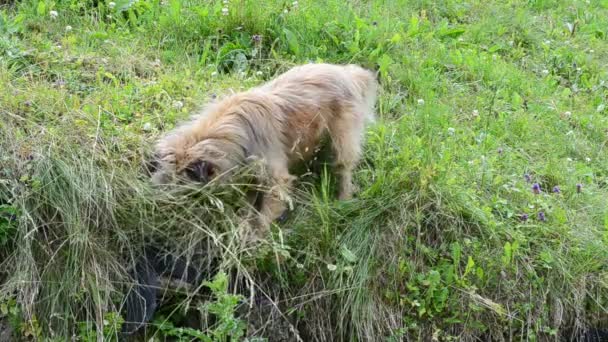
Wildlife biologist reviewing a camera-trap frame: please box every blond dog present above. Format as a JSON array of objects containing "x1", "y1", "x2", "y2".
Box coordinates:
[{"x1": 151, "y1": 63, "x2": 378, "y2": 237}]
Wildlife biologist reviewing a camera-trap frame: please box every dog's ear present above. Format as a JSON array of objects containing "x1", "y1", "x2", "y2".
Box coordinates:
[{"x1": 185, "y1": 160, "x2": 215, "y2": 183}]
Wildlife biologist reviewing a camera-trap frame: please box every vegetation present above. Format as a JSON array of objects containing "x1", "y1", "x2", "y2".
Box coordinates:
[{"x1": 1, "y1": 0, "x2": 607, "y2": 340}]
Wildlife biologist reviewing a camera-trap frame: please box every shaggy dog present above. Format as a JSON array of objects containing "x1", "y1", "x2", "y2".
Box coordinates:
[{"x1": 150, "y1": 63, "x2": 378, "y2": 238}]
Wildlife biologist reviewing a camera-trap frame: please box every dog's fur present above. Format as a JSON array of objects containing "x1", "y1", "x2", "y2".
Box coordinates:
[{"x1": 151, "y1": 63, "x2": 378, "y2": 237}]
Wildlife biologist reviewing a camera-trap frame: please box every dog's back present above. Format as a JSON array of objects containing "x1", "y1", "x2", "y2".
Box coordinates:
[{"x1": 263, "y1": 63, "x2": 377, "y2": 123}]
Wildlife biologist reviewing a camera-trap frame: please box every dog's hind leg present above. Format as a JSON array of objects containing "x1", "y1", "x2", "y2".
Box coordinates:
[{"x1": 329, "y1": 109, "x2": 365, "y2": 200}]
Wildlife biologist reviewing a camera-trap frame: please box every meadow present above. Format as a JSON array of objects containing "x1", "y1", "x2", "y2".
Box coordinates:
[{"x1": 0, "y1": 0, "x2": 607, "y2": 341}]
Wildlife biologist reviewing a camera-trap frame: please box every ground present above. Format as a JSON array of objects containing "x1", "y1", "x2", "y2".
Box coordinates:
[{"x1": 0, "y1": 0, "x2": 607, "y2": 341}]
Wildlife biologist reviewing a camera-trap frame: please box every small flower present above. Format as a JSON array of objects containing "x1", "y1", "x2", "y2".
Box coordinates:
[
  {"x1": 538, "y1": 211, "x2": 546, "y2": 221},
  {"x1": 327, "y1": 264, "x2": 337, "y2": 271},
  {"x1": 296, "y1": 263, "x2": 304, "y2": 269},
  {"x1": 65, "y1": 25, "x2": 72, "y2": 32},
  {"x1": 524, "y1": 174, "x2": 531, "y2": 182},
  {"x1": 576, "y1": 183, "x2": 582, "y2": 193},
  {"x1": 211, "y1": 71, "x2": 218, "y2": 77},
  {"x1": 251, "y1": 34, "x2": 262, "y2": 44},
  {"x1": 255, "y1": 71, "x2": 263, "y2": 76},
  {"x1": 520, "y1": 213, "x2": 529, "y2": 222},
  {"x1": 142, "y1": 122, "x2": 152, "y2": 132},
  {"x1": 541, "y1": 69, "x2": 549, "y2": 76},
  {"x1": 563, "y1": 111, "x2": 572, "y2": 118},
  {"x1": 417, "y1": 98, "x2": 425, "y2": 106},
  {"x1": 372, "y1": 21, "x2": 378, "y2": 26},
  {"x1": 222, "y1": 0, "x2": 229, "y2": 4},
  {"x1": 566, "y1": 157, "x2": 573, "y2": 162},
  {"x1": 221, "y1": 7, "x2": 229, "y2": 15},
  {"x1": 292, "y1": 0, "x2": 298, "y2": 8},
  {"x1": 472, "y1": 109, "x2": 479, "y2": 118},
  {"x1": 447, "y1": 127, "x2": 455, "y2": 136},
  {"x1": 585, "y1": 157, "x2": 591, "y2": 162},
  {"x1": 172, "y1": 100, "x2": 184, "y2": 110},
  {"x1": 552, "y1": 185, "x2": 561, "y2": 193},
  {"x1": 532, "y1": 183, "x2": 541, "y2": 194},
  {"x1": 108, "y1": 1, "x2": 116, "y2": 9},
  {"x1": 497, "y1": 147, "x2": 503, "y2": 154},
  {"x1": 49, "y1": 10, "x2": 58, "y2": 19},
  {"x1": 24, "y1": 100, "x2": 32, "y2": 107},
  {"x1": 283, "y1": 8, "x2": 289, "y2": 14}
]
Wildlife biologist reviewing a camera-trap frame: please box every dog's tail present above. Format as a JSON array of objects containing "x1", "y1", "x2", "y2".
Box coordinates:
[{"x1": 349, "y1": 65, "x2": 378, "y2": 124}]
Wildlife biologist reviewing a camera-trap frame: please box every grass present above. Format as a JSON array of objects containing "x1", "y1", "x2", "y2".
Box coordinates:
[{"x1": 1, "y1": 0, "x2": 607, "y2": 340}]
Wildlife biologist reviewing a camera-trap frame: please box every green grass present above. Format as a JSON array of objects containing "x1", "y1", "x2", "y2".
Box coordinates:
[{"x1": 1, "y1": 0, "x2": 608, "y2": 340}]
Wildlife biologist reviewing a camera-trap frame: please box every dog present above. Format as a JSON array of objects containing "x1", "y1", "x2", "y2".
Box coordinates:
[{"x1": 150, "y1": 63, "x2": 378, "y2": 238}]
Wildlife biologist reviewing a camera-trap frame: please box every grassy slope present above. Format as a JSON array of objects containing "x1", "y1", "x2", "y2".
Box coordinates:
[{"x1": 1, "y1": 0, "x2": 607, "y2": 340}]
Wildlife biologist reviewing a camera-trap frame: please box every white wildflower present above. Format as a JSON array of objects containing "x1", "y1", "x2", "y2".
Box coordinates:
[
  {"x1": 296, "y1": 263, "x2": 304, "y2": 269},
  {"x1": 292, "y1": 0, "x2": 298, "y2": 7},
  {"x1": 108, "y1": 1, "x2": 116, "y2": 9},
  {"x1": 49, "y1": 10, "x2": 58, "y2": 19},
  {"x1": 566, "y1": 157, "x2": 573, "y2": 162},
  {"x1": 326, "y1": 264, "x2": 337, "y2": 271},
  {"x1": 417, "y1": 98, "x2": 425, "y2": 106},
  {"x1": 222, "y1": 7, "x2": 229, "y2": 16},
  {"x1": 256, "y1": 71, "x2": 263, "y2": 76},
  {"x1": 563, "y1": 111, "x2": 572, "y2": 118},
  {"x1": 541, "y1": 69, "x2": 549, "y2": 76},
  {"x1": 597, "y1": 104, "x2": 605, "y2": 112},
  {"x1": 211, "y1": 71, "x2": 218, "y2": 77},
  {"x1": 585, "y1": 157, "x2": 591, "y2": 162},
  {"x1": 283, "y1": 8, "x2": 289, "y2": 14},
  {"x1": 172, "y1": 100, "x2": 184, "y2": 110},
  {"x1": 65, "y1": 25, "x2": 72, "y2": 32},
  {"x1": 447, "y1": 127, "x2": 456, "y2": 136},
  {"x1": 472, "y1": 109, "x2": 479, "y2": 118},
  {"x1": 142, "y1": 122, "x2": 152, "y2": 132}
]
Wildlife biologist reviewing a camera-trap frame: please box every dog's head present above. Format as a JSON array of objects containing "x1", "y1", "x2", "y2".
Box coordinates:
[{"x1": 150, "y1": 136, "x2": 246, "y2": 186}]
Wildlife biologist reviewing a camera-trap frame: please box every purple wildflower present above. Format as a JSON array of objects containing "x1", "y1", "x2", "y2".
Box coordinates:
[
  {"x1": 24, "y1": 100, "x2": 32, "y2": 107},
  {"x1": 252, "y1": 34, "x2": 262, "y2": 44},
  {"x1": 497, "y1": 147, "x2": 504, "y2": 154},
  {"x1": 520, "y1": 213, "x2": 529, "y2": 222},
  {"x1": 576, "y1": 183, "x2": 582, "y2": 193},
  {"x1": 532, "y1": 183, "x2": 541, "y2": 194},
  {"x1": 524, "y1": 173, "x2": 531, "y2": 182},
  {"x1": 538, "y1": 212, "x2": 546, "y2": 221},
  {"x1": 552, "y1": 185, "x2": 561, "y2": 193}
]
